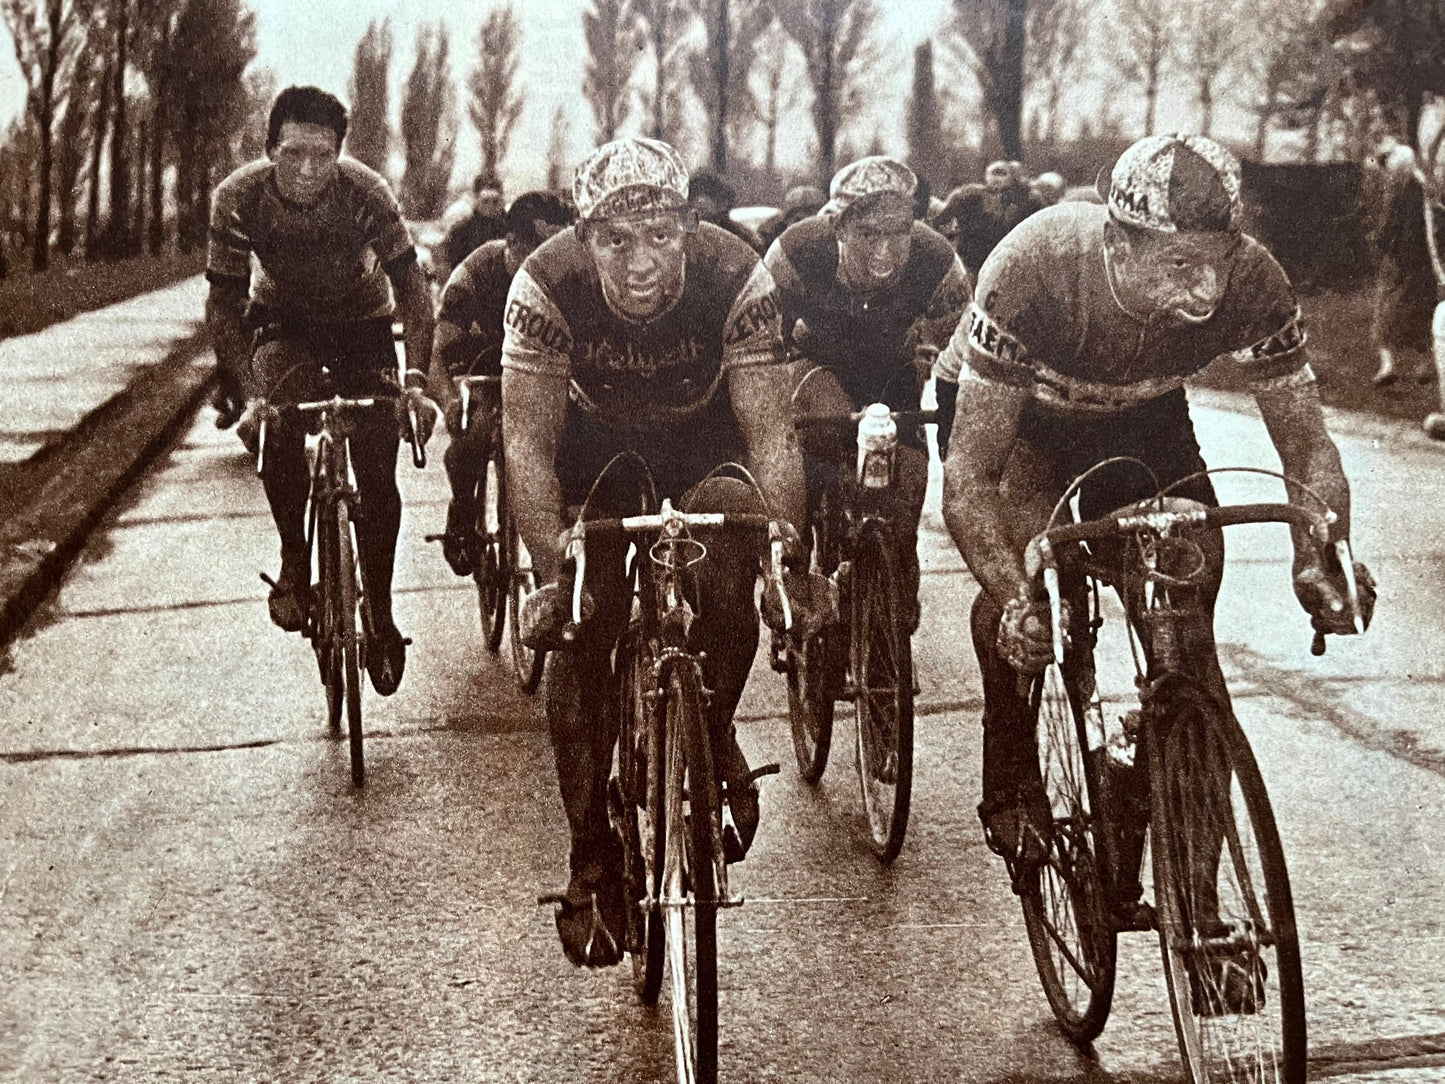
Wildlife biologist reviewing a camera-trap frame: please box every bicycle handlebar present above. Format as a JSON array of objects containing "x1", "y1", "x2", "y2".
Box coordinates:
[
  {"x1": 453, "y1": 374, "x2": 501, "y2": 434},
  {"x1": 255, "y1": 392, "x2": 430, "y2": 474},
  {"x1": 792, "y1": 407, "x2": 939, "y2": 429}
]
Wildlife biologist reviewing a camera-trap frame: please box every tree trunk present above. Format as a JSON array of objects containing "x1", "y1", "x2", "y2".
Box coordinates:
[
  {"x1": 106, "y1": 0, "x2": 131, "y2": 259},
  {"x1": 1144, "y1": 66, "x2": 1159, "y2": 135},
  {"x1": 149, "y1": 93, "x2": 165, "y2": 255},
  {"x1": 1405, "y1": 84, "x2": 1425, "y2": 154},
  {"x1": 711, "y1": 0, "x2": 729, "y2": 172},
  {"x1": 651, "y1": 14, "x2": 665, "y2": 139},
  {"x1": 86, "y1": 56, "x2": 112, "y2": 257},
  {"x1": 133, "y1": 115, "x2": 149, "y2": 250},
  {"x1": 817, "y1": 0, "x2": 838, "y2": 185},
  {"x1": 1200, "y1": 76, "x2": 1214, "y2": 138},
  {"x1": 31, "y1": 2, "x2": 64, "y2": 272},
  {"x1": 997, "y1": 0, "x2": 1026, "y2": 159},
  {"x1": 175, "y1": 132, "x2": 195, "y2": 253}
]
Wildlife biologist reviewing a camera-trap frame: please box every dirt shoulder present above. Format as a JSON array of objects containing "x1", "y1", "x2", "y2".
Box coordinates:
[{"x1": 0, "y1": 253, "x2": 205, "y2": 342}]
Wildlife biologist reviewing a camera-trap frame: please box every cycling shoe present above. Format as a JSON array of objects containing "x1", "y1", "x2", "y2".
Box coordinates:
[
  {"x1": 715, "y1": 727, "x2": 760, "y2": 864},
  {"x1": 979, "y1": 784, "x2": 1053, "y2": 882},
  {"x1": 266, "y1": 560, "x2": 311, "y2": 633},
  {"x1": 550, "y1": 841, "x2": 626, "y2": 968},
  {"x1": 441, "y1": 499, "x2": 475, "y2": 577},
  {"x1": 366, "y1": 620, "x2": 409, "y2": 697},
  {"x1": 1187, "y1": 931, "x2": 1268, "y2": 1016}
]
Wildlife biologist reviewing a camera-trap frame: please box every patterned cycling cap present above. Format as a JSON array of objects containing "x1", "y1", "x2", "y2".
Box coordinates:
[
  {"x1": 573, "y1": 137, "x2": 690, "y2": 221},
  {"x1": 1107, "y1": 134, "x2": 1242, "y2": 234},
  {"x1": 822, "y1": 156, "x2": 917, "y2": 221}
]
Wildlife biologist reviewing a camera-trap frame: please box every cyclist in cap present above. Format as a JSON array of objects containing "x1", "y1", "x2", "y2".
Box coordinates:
[
  {"x1": 432, "y1": 191, "x2": 576, "y2": 576},
  {"x1": 766, "y1": 155, "x2": 972, "y2": 631},
  {"x1": 207, "y1": 85, "x2": 437, "y2": 697},
  {"x1": 935, "y1": 134, "x2": 1375, "y2": 998},
  {"x1": 501, "y1": 137, "x2": 807, "y2": 967}
]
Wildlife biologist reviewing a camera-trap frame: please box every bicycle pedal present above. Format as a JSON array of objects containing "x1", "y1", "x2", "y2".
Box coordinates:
[
  {"x1": 1115, "y1": 901, "x2": 1156, "y2": 932},
  {"x1": 746, "y1": 763, "x2": 781, "y2": 784},
  {"x1": 259, "y1": 571, "x2": 278, "y2": 590}
]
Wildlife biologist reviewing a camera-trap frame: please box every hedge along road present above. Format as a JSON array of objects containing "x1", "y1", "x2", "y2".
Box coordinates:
[{"x1": 0, "y1": 359, "x2": 1443, "y2": 1081}]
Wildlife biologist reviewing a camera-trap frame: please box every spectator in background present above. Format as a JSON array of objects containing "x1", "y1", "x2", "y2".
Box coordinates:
[
  {"x1": 435, "y1": 174, "x2": 507, "y2": 284},
  {"x1": 935, "y1": 159, "x2": 1042, "y2": 277},
  {"x1": 1030, "y1": 171, "x2": 1067, "y2": 208},
  {"x1": 757, "y1": 184, "x2": 827, "y2": 252},
  {"x1": 689, "y1": 170, "x2": 765, "y2": 253},
  {"x1": 1369, "y1": 141, "x2": 1438, "y2": 387}
]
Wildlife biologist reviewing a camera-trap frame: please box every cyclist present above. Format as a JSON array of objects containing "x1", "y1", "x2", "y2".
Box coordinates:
[
  {"x1": 501, "y1": 137, "x2": 807, "y2": 967},
  {"x1": 935, "y1": 134, "x2": 1375, "y2": 999},
  {"x1": 434, "y1": 174, "x2": 507, "y2": 284},
  {"x1": 765, "y1": 155, "x2": 972, "y2": 631},
  {"x1": 206, "y1": 85, "x2": 437, "y2": 696},
  {"x1": 432, "y1": 190, "x2": 576, "y2": 576}
]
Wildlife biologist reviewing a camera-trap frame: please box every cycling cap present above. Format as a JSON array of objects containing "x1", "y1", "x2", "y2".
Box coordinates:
[
  {"x1": 822, "y1": 157, "x2": 917, "y2": 221},
  {"x1": 1107, "y1": 134, "x2": 1242, "y2": 233},
  {"x1": 573, "y1": 137, "x2": 690, "y2": 221}
]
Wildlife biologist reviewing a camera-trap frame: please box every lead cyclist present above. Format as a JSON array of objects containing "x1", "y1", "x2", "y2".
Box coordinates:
[{"x1": 934, "y1": 134, "x2": 1376, "y2": 1000}]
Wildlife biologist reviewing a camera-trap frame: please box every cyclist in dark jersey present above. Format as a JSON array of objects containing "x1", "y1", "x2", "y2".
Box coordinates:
[
  {"x1": 502, "y1": 138, "x2": 807, "y2": 967},
  {"x1": 432, "y1": 191, "x2": 575, "y2": 576},
  {"x1": 766, "y1": 155, "x2": 971, "y2": 630},
  {"x1": 206, "y1": 86, "x2": 437, "y2": 697},
  {"x1": 936, "y1": 134, "x2": 1375, "y2": 887}
]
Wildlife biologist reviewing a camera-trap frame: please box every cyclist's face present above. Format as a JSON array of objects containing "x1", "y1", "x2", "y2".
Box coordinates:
[
  {"x1": 585, "y1": 209, "x2": 689, "y2": 322},
  {"x1": 837, "y1": 200, "x2": 913, "y2": 289},
  {"x1": 270, "y1": 122, "x2": 340, "y2": 206},
  {"x1": 1105, "y1": 225, "x2": 1240, "y2": 324}
]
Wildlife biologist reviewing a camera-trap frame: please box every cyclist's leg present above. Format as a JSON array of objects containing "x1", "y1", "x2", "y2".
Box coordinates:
[
  {"x1": 680, "y1": 474, "x2": 770, "y2": 861},
  {"x1": 440, "y1": 402, "x2": 492, "y2": 576},
  {"x1": 793, "y1": 364, "x2": 853, "y2": 569},
  {"x1": 251, "y1": 335, "x2": 323, "y2": 631},
  {"x1": 891, "y1": 442, "x2": 929, "y2": 633}
]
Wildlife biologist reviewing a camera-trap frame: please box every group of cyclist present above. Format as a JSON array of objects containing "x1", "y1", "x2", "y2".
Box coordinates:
[{"x1": 206, "y1": 86, "x2": 1375, "y2": 973}]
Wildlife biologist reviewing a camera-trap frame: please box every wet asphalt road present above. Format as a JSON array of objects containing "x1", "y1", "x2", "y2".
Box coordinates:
[{"x1": 2, "y1": 376, "x2": 1444, "y2": 1083}]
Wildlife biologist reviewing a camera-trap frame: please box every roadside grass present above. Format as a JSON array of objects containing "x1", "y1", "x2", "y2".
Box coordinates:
[
  {"x1": 1198, "y1": 285, "x2": 1440, "y2": 426},
  {"x1": 0, "y1": 252, "x2": 205, "y2": 341}
]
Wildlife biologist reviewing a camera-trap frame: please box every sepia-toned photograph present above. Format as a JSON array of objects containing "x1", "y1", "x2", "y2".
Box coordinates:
[{"x1": 0, "y1": 0, "x2": 1440, "y2": 1080}]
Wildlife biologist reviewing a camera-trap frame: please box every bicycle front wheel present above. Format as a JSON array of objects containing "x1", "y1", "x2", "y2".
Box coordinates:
[
  {"x1": 477, "y1": 455, "x2": 507, "y2": 654},
  {"x1": 663, "y1": 664, "x2": 720, "y2": 1084},
  {"x1": 851, "y1": 520, "x2": 914, "y2": 863},
  {"x1": 786, "y1": 625, "x2": 835, "y2": 784},
  {"x1": 1148, "y1": 704, "x2": 1306, "y2": 1083},
  {"x1": 313, "y1": 495, "x2": 343, "y2": 735},
  {"x1": 335, "y1": 500, "x2": 364, "y2": 787},
  {"x1": 614, "y1": 629, "x2": 664, "y2": 1004},
  {"x1": 506, "y1": 511, "x2": 546, "y2": 694},
  {"x1": 1019, "y1": 660, "x2": 1116, "y2": 1044}
]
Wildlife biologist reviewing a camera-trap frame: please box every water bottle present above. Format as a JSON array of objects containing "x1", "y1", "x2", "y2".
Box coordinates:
[{"x1": 856, "y1": 403, "x2": 897, "y2": 489}]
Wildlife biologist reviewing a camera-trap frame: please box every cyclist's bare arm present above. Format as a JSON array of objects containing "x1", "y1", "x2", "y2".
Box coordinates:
[
  {"x1": 502, "y1": 367, "x2": 569, "y2": 586},
  {"x1": 387, "y1": 257, "x2": 436, "y2": 392},
  {"x1": 1251, "y1": 361, "x2": 1352, "y2": 565},
  {"x1": 941, "y1": 377, "x2": 1043, "y2": 609},
  {"x1": 727, "y1": 362, "x2": 808, "y2": 532},
  {"x1": 205, "y1": 276, "x2": 253, "y2": 396}
]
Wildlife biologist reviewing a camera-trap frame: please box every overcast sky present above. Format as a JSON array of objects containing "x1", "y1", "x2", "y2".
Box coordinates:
[{"x1": 1, "y1": 0, "x2": 1230, "y2": 196}]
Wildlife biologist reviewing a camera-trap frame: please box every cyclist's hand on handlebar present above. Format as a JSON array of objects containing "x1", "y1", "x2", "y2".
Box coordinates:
[
  {"x1": 398, "y1": 386, "x2": 439, "y2": 448},
  {"x1": 1294, "y1": 556, "x2": 1376, "y2": 636},
  {"x1": 235, "y1": 399, "x2": 274, "y2": 457},
  {"x1": 518, "y1": 580, "x2": 596, "y2": 651},
  {"x1": 763, "y1": 568, "x2": 836, "y2": 640},
  {"x1": 998, "y1": 595, "x2": 1067, "y2": 676}
]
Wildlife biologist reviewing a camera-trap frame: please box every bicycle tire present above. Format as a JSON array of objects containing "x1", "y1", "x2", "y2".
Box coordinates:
[
  {"x1": 851, "y1": 520, "x2": 914, "y2": 863},
  {"x1": 615, "y1": 629, "x2": 665, "y2": 1004},
  {"x1": 663, "y1": 663, "x2": 719, "y2": 1084},
  {"x1": 1019, "y1": 659, "x2": 1117, "y2": 1044},
  {"x1": 477, "y1": 455, "x2": 506, "y2": 654},
  {"x1": 313, "y1": 491, "x2": 343, "y2": 735},
  {"x1": 1148, "y1": 702, "x2": 1306, "y2": 1084},
  {"x1": 335, "y1": 499, "x2": 365, "y2": 788},
  {"x1": 786, "y1": 624, "x2": 835, "y2": 784},
  {"x1": 506, "y1": 511, "x2": 546, "y2": 694}
]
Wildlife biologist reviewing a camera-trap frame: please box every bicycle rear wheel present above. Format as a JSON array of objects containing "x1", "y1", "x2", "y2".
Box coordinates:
[
  {"x1": 851, "y1": 520, "x2": 914, "y2": 863},
  {"x1": 1019, "y1": 660, "x2": 1117, "y2": 1044},
  {"x1": 1148, "y1": 702, "x2": 1306, "y2": 1084},
  {"x1": 614, "y1": 629, "x2": 664, "y2": 1004},
  {"x1": 506, "y1": 511, "x2": 546, "y2": 694},
  {"x1": 663, "y1": 664, "x2": 720, "y2": 1084},
  {"x1": 476, "y1": 455, "x2": 506, "y2": 654},
  {"x1": 334, "y1": 499, "x2": 365, "y2": 787}
]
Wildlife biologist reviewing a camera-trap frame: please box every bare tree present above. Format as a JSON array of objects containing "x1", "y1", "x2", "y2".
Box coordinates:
[
  {"x1": 1173, "y1": 0, "x2": 1240, "y2": 137},
  {"x1": 942, "y1": 0, "x2": 1030, "y2": 159},
  {"x1": 686, "y1": 0, "x2": 773, "y2": 171},
  {"x1": 2, "y1": 0, "x2": 85, "y2": 270},
  {"x1": 53, "y1": 32, "x2": 102, "y2": 256},
  {"x1": 1324, "y1": 0, "x2": 1445, "y2": 150},
  {"x1": 906, "y1": 39, "x2": 944, "y2": 188},
  {"x1": 103, "y1": 0, "x2": 131, "y2": 257},
  {"x1": 750, "y1": 20, "x2": 801, "y2": 179},
  {"x1": 632, "y1": 0, "x2": 689, "y2": 144},
  {"x1": 400, "y1": 22, "x2": 458, "y2": 218},
  {"x1": 1108, "y1": 0, "x2": 1176, "y2": 135},
  {"x1": 582, "y1": 0, "x2": 641, "y2": 142},
  {"x1": 774, "y1": 0, "x2": 879, "y2": 184},
  {"x1": 236, "y1": 65, "x2": 276, "y2": 163},
  {"x1": 1240, "y1": 0, "x2": 1329, "y2": 158},
  {"x1": 84, "y1": 49, "x2": 108, "y2": 253},
  {"x1": 468, "y1": 3, "x2": 525, "y2": 182},
  {"x1": 347, "y1": 19, "x2": 393, "y2": 175},
  {"x1": 545, "y1": 104, "x2": 570, "y2": 190},
  {"x1": 1025, "y1": 0, "x2": 1089, "y2": 144}
]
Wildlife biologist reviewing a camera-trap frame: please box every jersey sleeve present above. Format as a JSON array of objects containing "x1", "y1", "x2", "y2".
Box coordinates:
[
  {"x1": 500, "y1": 266, "x2": 575, "y2": 380},
  {"x1": 435, "y1": 260, "x2": 492, "y2": 374},
  {"x1": 932, "y1": 238, "x2": 1039, "y2": 389},
  {"x1": 763, "y1": 238, "x2": 806, "y2": 354},
  {"x1": 912, "y1": 254, "x2": 973, "y2": 354},
  {"x1": 357, "y1": 172, "x2": 415, "y2": 267},
  {"x1": 1218, "y1": 242, "x2": 1312, "y2": 393},
  {"x1": 206, "y1": 171, "x2": 254, "y2": 284},
  {"x1": 722, "y1": 261, "x2": 788, "y2": 370}
]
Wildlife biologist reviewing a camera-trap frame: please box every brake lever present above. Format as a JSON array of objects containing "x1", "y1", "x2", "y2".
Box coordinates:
[{"x1": 407, "y1": 405, "x2": 427, "y2": 469}]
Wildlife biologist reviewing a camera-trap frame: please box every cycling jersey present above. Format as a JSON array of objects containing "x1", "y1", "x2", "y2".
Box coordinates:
[
  {"x1": 502, "y1": 222, "x2": 784, "y2": 431},
  {"x1": 766, "y1": 215, "x2": 972, "y2": 407},
  {"x1": 934, "y1": 202, "x2": 1311, "y2": 415},
  {"x1": 436, "y1": 240, "x2": 512, "y2": 377},
  {"x1": 206, "y1": 157, "x2": 415, "y2": 322}
]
